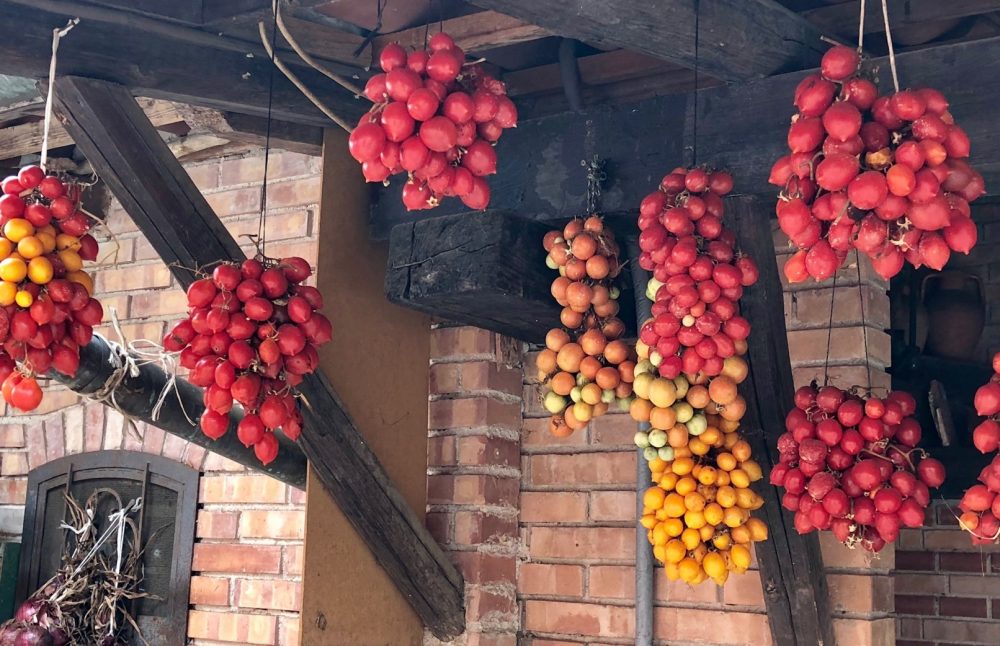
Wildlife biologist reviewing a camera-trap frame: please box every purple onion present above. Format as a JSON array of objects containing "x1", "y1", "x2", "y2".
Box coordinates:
[
  {"x1": 46, "y1": 629, "x2": 66, "y2": 646},
  {"x1": 14, "y1": 625, "x2": 52, "y2": 646},
  {"x1": 13, "y1": 600, "x2": 40, "y2": 624}
]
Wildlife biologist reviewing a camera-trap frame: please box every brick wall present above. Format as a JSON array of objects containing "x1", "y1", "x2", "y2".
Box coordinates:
[
  {"x1": 895, "y1": 503, "x2": 1000, "y2": 646},
  {"x1": 0, "y1": 148, "x2": 321, "y2": 645}
]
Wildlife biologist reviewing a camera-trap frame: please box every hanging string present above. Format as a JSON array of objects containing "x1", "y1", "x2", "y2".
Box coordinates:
[
  {"x1": 855, "y1": 259, "x2": 874, "y2": 390},
  {"x1": 353, "y1": 0, "x2": 388, "y2": 59},
  {"x1": 691, "y1": 0, "x2": 700, "y2": 167},
  {"x1": 258, "y1": 2, "x2": 281, "y2": 257},
  {"x1": 823, "y1": 273, "x2": 838, "y2": 386},
  {"x1": 41, "y1": 19, "x2": 79, "y2": 172},
  {"x1": 880, "y1": 0, "x2": 900, "y2": 92},
  {"x1": 857, "y1": 0, "x2": 867, "y2": 51}
]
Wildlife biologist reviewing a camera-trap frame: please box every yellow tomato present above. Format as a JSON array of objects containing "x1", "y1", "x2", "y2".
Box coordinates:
[
  {"x1": 14, "y1": 290, "x2": 32, "y2": 307},
  {"x1": 0, "y1": 239, "x2": 11, "y2": 260},
  {"x1": 2, "y1": 218, "x2": 33, "y2": 243},
  {"x1": 67, "y1": 270, "x2": 93, "y2": 295},
  {"x1": 730, "y1": 544, "x2": 752, "y2": 570},
  {"x1": 58, "y1": 249, "x2": 83, "y2": 272},
  {"x1": 0, "y1": 257, "x2": 26, "y2": 283},
  {"x1": 16, "y1": 236, "x2": 43, "y2": 259},
  {"x1": 0, "y1": 281, "x2": 15, "y2": 306},
  {"x1": 36, "y1": 231, "x2": 56, "y2": 254},
  {"x1": 27, "y1": 257, "x2": 53, "y2": 285},
  {"x1": 56, "y1": 233, "x2": 81, "y2": 251}
]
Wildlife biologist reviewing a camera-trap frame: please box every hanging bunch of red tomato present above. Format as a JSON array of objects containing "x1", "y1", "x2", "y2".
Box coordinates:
[
  {"x1": 958, "y1": 353, "x2": 1000, "y2": 544},
  {"x1": 0, "y1": 165, "x2": 103, "y2": 412},
  {"x1": 348, "y1": 32, "x2": 517, "y2": 212},
  {"x1": 771, "y1": 384, "x2": 946, "y2": 551},
  {"x1": 771, "y1": 45, "x2": 985, "y2": 282},
  {"x1": 163, "y1": 256, "x2": 331, "y2": 464}
]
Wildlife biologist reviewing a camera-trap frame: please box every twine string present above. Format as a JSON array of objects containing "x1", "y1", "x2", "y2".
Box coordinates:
[
  {"x1": 41, "y1": 19, "x2": 79, "y2": 171},
  {"x1": 823, "y1": 273, "x2": 838, "y2": 385},
  {"x1": 881, "y1": 0, "x2": 900, "y2": 92},
  {"x1": 857, "y1": 0, "x2": 866, "y2": 51}
]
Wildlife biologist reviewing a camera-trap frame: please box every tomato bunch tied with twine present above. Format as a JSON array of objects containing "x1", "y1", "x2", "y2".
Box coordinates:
[{"x1": 0, "y1": 165, "x2": 103, "y2": 412}]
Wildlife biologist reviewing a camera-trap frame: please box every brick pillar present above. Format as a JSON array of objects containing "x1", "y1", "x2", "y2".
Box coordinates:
[
  {"x1": 425, "y1": 325, "x2": 523, "y2": 646},
  {"x1": 777, "y1": 226, "x2": 896, "y2": 644}
]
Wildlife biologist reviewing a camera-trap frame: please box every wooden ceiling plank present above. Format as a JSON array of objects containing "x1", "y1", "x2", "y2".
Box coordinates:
[
  {"x1": 465, "y1": 0, "x2": 826, "y2": 82},
  {"x1": 0, "y1": 2, "x2": 365, "y2": 128},
  {"x1": 804, "y1": 0, "x2": 1000, "y2": 36},
  {"x1": 374, "y1": 10, "x2": 549, "y2": 54},
  {"x1": 504, "y1": 49, "x2": 683, "y2": 96}
]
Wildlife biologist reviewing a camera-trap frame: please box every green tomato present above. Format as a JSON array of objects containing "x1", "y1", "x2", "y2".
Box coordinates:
[
  {"x1": 643, "y1": 447, "x2": 660, "y2": 462},
  {"x1": 673, "y1": 401, "x2": 694, "y2": 423},
  {"x1": 649, "y1": 350, "x2": 663, "y2": 367},
  {"x1": 610, "y1": 286, "x2": 621, "y2": 300},
  {"x1": 633, "y1": 431, "x2": 650, "y2": 448},
  {"x1": 617, "y1": 396, "x2": 634, "y2": 412},
  {"x1": 576, "y1": 373, "x2": 589, "y2": 387},
  {"x1": 658, "y1": 446, "x2": 676, "y2": 461},
  {"x1": 545, "y1": 254, "x2": 558, "y2": 270},
  {"x1": 570, "y1": 386, "x2": 583, "y2": 403},
  {"x1": 635, "y1": 359, "x2": 654, "y2": 376},
  {"x1": 687, "y1": 413, "x2": 708, "y2": 436},
  {"x1": 646, "y1": 278, "x2": 664, "y2": 302},
  {"x1": 602, "y1": 389, "x2": 616, "y2": 404},
  {"x1": 543, "y1": 391, "x2": 567, "y2": 414},
  {"x1": 648, "y1": 429, "x2": 668, "y2": 448},
  {"x1": 673, "y1": 375, "x2": 690, "y2": 398}
]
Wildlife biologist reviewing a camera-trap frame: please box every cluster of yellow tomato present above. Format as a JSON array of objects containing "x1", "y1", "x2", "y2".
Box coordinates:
[
  {"x1": 632, "y1": 332, "x2": 768, "y2": 585},
  {"x1": 0, "y1": 218, "x2": 91, "y2": 307}
]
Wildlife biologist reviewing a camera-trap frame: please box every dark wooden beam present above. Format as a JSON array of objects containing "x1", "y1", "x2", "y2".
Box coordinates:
[
  {"x1": 804, "y1": 0, "x2": 1000, "y2": 36},
  {"x1": 466, "y1": 0, "x2": 824, "y2": 82},
  {"x1": 728, "y1": 196, "x2": 836, "y2": 646},
  {"x1": 86, "y1": 0, "x2": 203, "y2": 25},
  {"x1": 375, "y1": 10, "x2": 549, "y2": 54},
  {"x1": 504, "y1": 49, "x2": 682, "y2": 97},
  {"x1": 372, "y1": 33, "x2": 1000, "y2": 238},
  {"x1": 385, "y1": 211, "x2": 559, "y2": 342},
  {"x1": 52, "y1": 335, "x2": 308, "y2": 488},
  {"x1": 0, "y1": 1, "x2": 365, "y2": 127},
  {"x1": 53, "y1": 76, "x2": 465, "y2": 640}
]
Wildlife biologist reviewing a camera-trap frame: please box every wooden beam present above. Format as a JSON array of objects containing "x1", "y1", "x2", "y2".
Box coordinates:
[
  {"x1": 465, "y1": 0, "x2": 825, "y2": 81},
  {"x1": 0, "y1": 98, "x2": 185, "y2": 159},
  {"x1": 53, "y1": 76, "x2": 465, "y2": 640},
  {"x1": 86, "y1": 0, "x2": 203, "y2": 24},
  {"x1": 385, "y1": 211, "x2": 559, "y2": 342},
  {"x1": 804, "y1": 0, "x2": 1000, "y2": 36},
  {"x1": 375, "y1": 10, "x2": 549, "y2": 54},
  {"x1": 372, "y1": 33, "x2": 1000, "y2": 238},
  {"x1": 173, "y1": 105, "x2": 324, "y2": 156},
  {"x1": 52, "y1": 335, "x2": 308, "y2": 488},
  {"x1": 0, "y1": 1, "x2": 365, "y2": 127},
  {"x1": 728, "y1": 196, "x2": 835, "y2": 646},
  {"x1": 504, "y1": 49, "x2": 682, "y2": 97}
]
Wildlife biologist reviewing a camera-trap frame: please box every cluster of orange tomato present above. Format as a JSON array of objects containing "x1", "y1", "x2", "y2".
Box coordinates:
[{"x1": 537, "y1": 216, "x2": 636, "y2": 437}]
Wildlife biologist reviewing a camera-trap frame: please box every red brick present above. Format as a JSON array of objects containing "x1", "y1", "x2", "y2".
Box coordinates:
[
  {"x1": 184, "y1": 161, "x2": 220, "y2": 190},
  {"x1": 278, "y1": 616, "x2": 300, "y2": 646},
  {"x1": 819, "y1": 532, "x2": 894, "y2": 570},
  {"x1": 789, "y1": 285, "x2": 887, "y2": 329},
  {"x1": 192, "y1": 544, "x2": 281, "y2": 574},
  {"x1": 895, "y1": 595, "x2": 936, "y2": 616},
  {"x1": 160, "y1": 433, "x2": 187, "y2": 462},
  {"x1": 466, "y1": 586, "x2": 517, "y2": 618},
  {"x1": 453, "y1": 510, "x2": 517, "y2": 544},
  {"x1": 523, "y1": 417, "x2": 587, "y2": 449},
  {"x1": 238, "y1": 510, "x2": 305, "y2": 540},
  {"x1": 589, "y1": 491, "x2": 635, "y2": 523},
  {"x1": 425, "y1": 511, "x2": 451, "y2": 543},
  {"x1": 190, "y1": 576, "x2": 230, "y2": 606},
  {"x1": 460, "y1": 362, "x2": 522, "y2": 395},
  {"x1": 938, "y1": 552, "x2": 988, "y2": 573},
  {"x1": 0, "y1": 478, "x2": 26, "y2": 504},
  {"x1": 0, "y1": 424, "x2": 24, "y2": 448},
  {"x1": 588, "y1": 565, "x2": 633, "y2": 600},
  {"x1": 792, "y1": 364, "x2": 891, "y2": 391},
  {"x1": 129, "y1": 288, "x2": 188, "y2": 318},
  {"x1": 430, "y1": 326, "x2": 495, "y2": 361},
  {"x1": 827, "y1": 573, "x2": 893, "y2": 614},
  {"x1": 589, "y1": 413, "x2": 637, "y2": 447},
  {"x1": 182, "y1": 442, "x2": 207, "y2": 470},
  {"x1": 83, "y1": 404, "x2": 104, "y2": 452},
  {"x1": 519, "y1": 563, "x2": 584, "y2": 596},
  {"x1": 466, "y1": 634, "x2": 516, "y2": 646},
  {"x1": 225, "y1": 209, "x2": 310, "y2": 241},
  {"x1": 524, "y1": 600, "x2": 634, "y2": 638},
  {"x1": 895, "y1": 573, "x2": 947, "y2": 595},
  {"x1": 922, "y1": 619, "x2": 1000, "y2": 643},
  {"x1": 202, "y1": 452, "x2": 246, "y2": 472},
  {"x1": 200, "y1": 475, "x2": 288, "y2": 504},
  {"x1": 938, "y1": 596, "x2": 988, "y2": 618},
  {"x1": 428, "y1": 397, "x2": 520, "y2": 430},
  {"x1": 722, "y1": 569, "x2": 765, "y2": 607},
  {"x1": 428, "y1": 435, "x2": 456, "y2": 467},
  {"x1": 43, "y1": 416, "x2": 64, "y2": 463},
  {"x1": 895, "y1": 550, "x2": 936, "y2": 571},
  {"x1": 265, "y1": 176, "x2": 322, "y2": 208},
  {"x1": 140, "y1": 424, "x2": 166, "y2": 456},
  {"x1": 429, "y1": 363, "x2": 462, "y2": 395},
  {"x1": 832, "y1": 617, "x2": 894, "y2": 646},
  {"x1": 453, "y1": 552, "x2": 516, "y2": 584},
  {"x1": 105, "y1": 207, "x2": 137, "y2": 235},
  {"x1": 235, "y1": 579, "x2": 302, "y2": 611},
  {"x1": 655, "y1": 608, "x2": 771, "y2": 645},
  {"x1": 187, "y1": 609, "x2": 276, "y2": 645},
  {"x1": 786, "y1": 326, "x2": 890, "y2": 366},
  {"x1": 204, "y1": 187, "x2": 260, "y2": 216},
  {"x1": 283, "y1": 545, "x2": 303, "y2": 576},
  {"x1": 457, "y1": 435, "x2": 519, "y2": 467},
  {"x1": 97, "y1": 263, "x2": 172, "y2": 293},
  {"x1": 925, "y1": 529, "x2": 1000, "y2": 552},
  {"x1": 27, "y1": 422, "x2": 47, "y2": 470},
  {"x1": 529, "y1": 452, "x2": 634, "y2": 486},
  {"x1": 196, "y1": 510, "x2": 239, "y2": 539},
  {"x1": 520, "y1": 491, "x2": 587, "y2": 523},
  {"x1": 654, "y1": 574, "x2": 718, "y2": 604},
  {"x1": 428, "y1": 474, "x2": 518, "y2": 506},
  {"x1": 949, "y1": 574, "x2": 998, "y2": 595},
  {"x1": 2, "y1": 453, "x2": 28, "y2": 477},
  {"x1": 529, "y1": 527, "x2": 634, "y2": 560}
]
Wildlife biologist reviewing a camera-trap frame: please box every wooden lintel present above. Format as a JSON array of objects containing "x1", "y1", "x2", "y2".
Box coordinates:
[
  {"x1": 0, "y1": 1, "x2": 365, "y2": 128},
  {"x1": 504, "y1": 49, "x2": 683, "y2": 97},
  {"x1": 465, "y1": 0, "x2": 825, "y2": 81},
  {"x1": 53, "y1": 76, "x2": 465, "y2": 640},
  {"x1": 372, "y1": 33, "x2": 1000, "y2": 238},
  {"x1": 804, "y1": 0, "x2": 1000, "y2": 37},
  {"x1": 729, "y1": 196, "x2": 836, "y2": 646},
  {"x1": 375, "y1": 10, "x2": 549, "y2": 54}
]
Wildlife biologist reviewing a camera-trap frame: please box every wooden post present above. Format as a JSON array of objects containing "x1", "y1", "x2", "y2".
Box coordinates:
[
  {"x1": 728, "y1": 196, "x2": 836, "y2": 646},
  {"x1": 53, "y1": 76, "x2": 465, "y2": 639}
]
